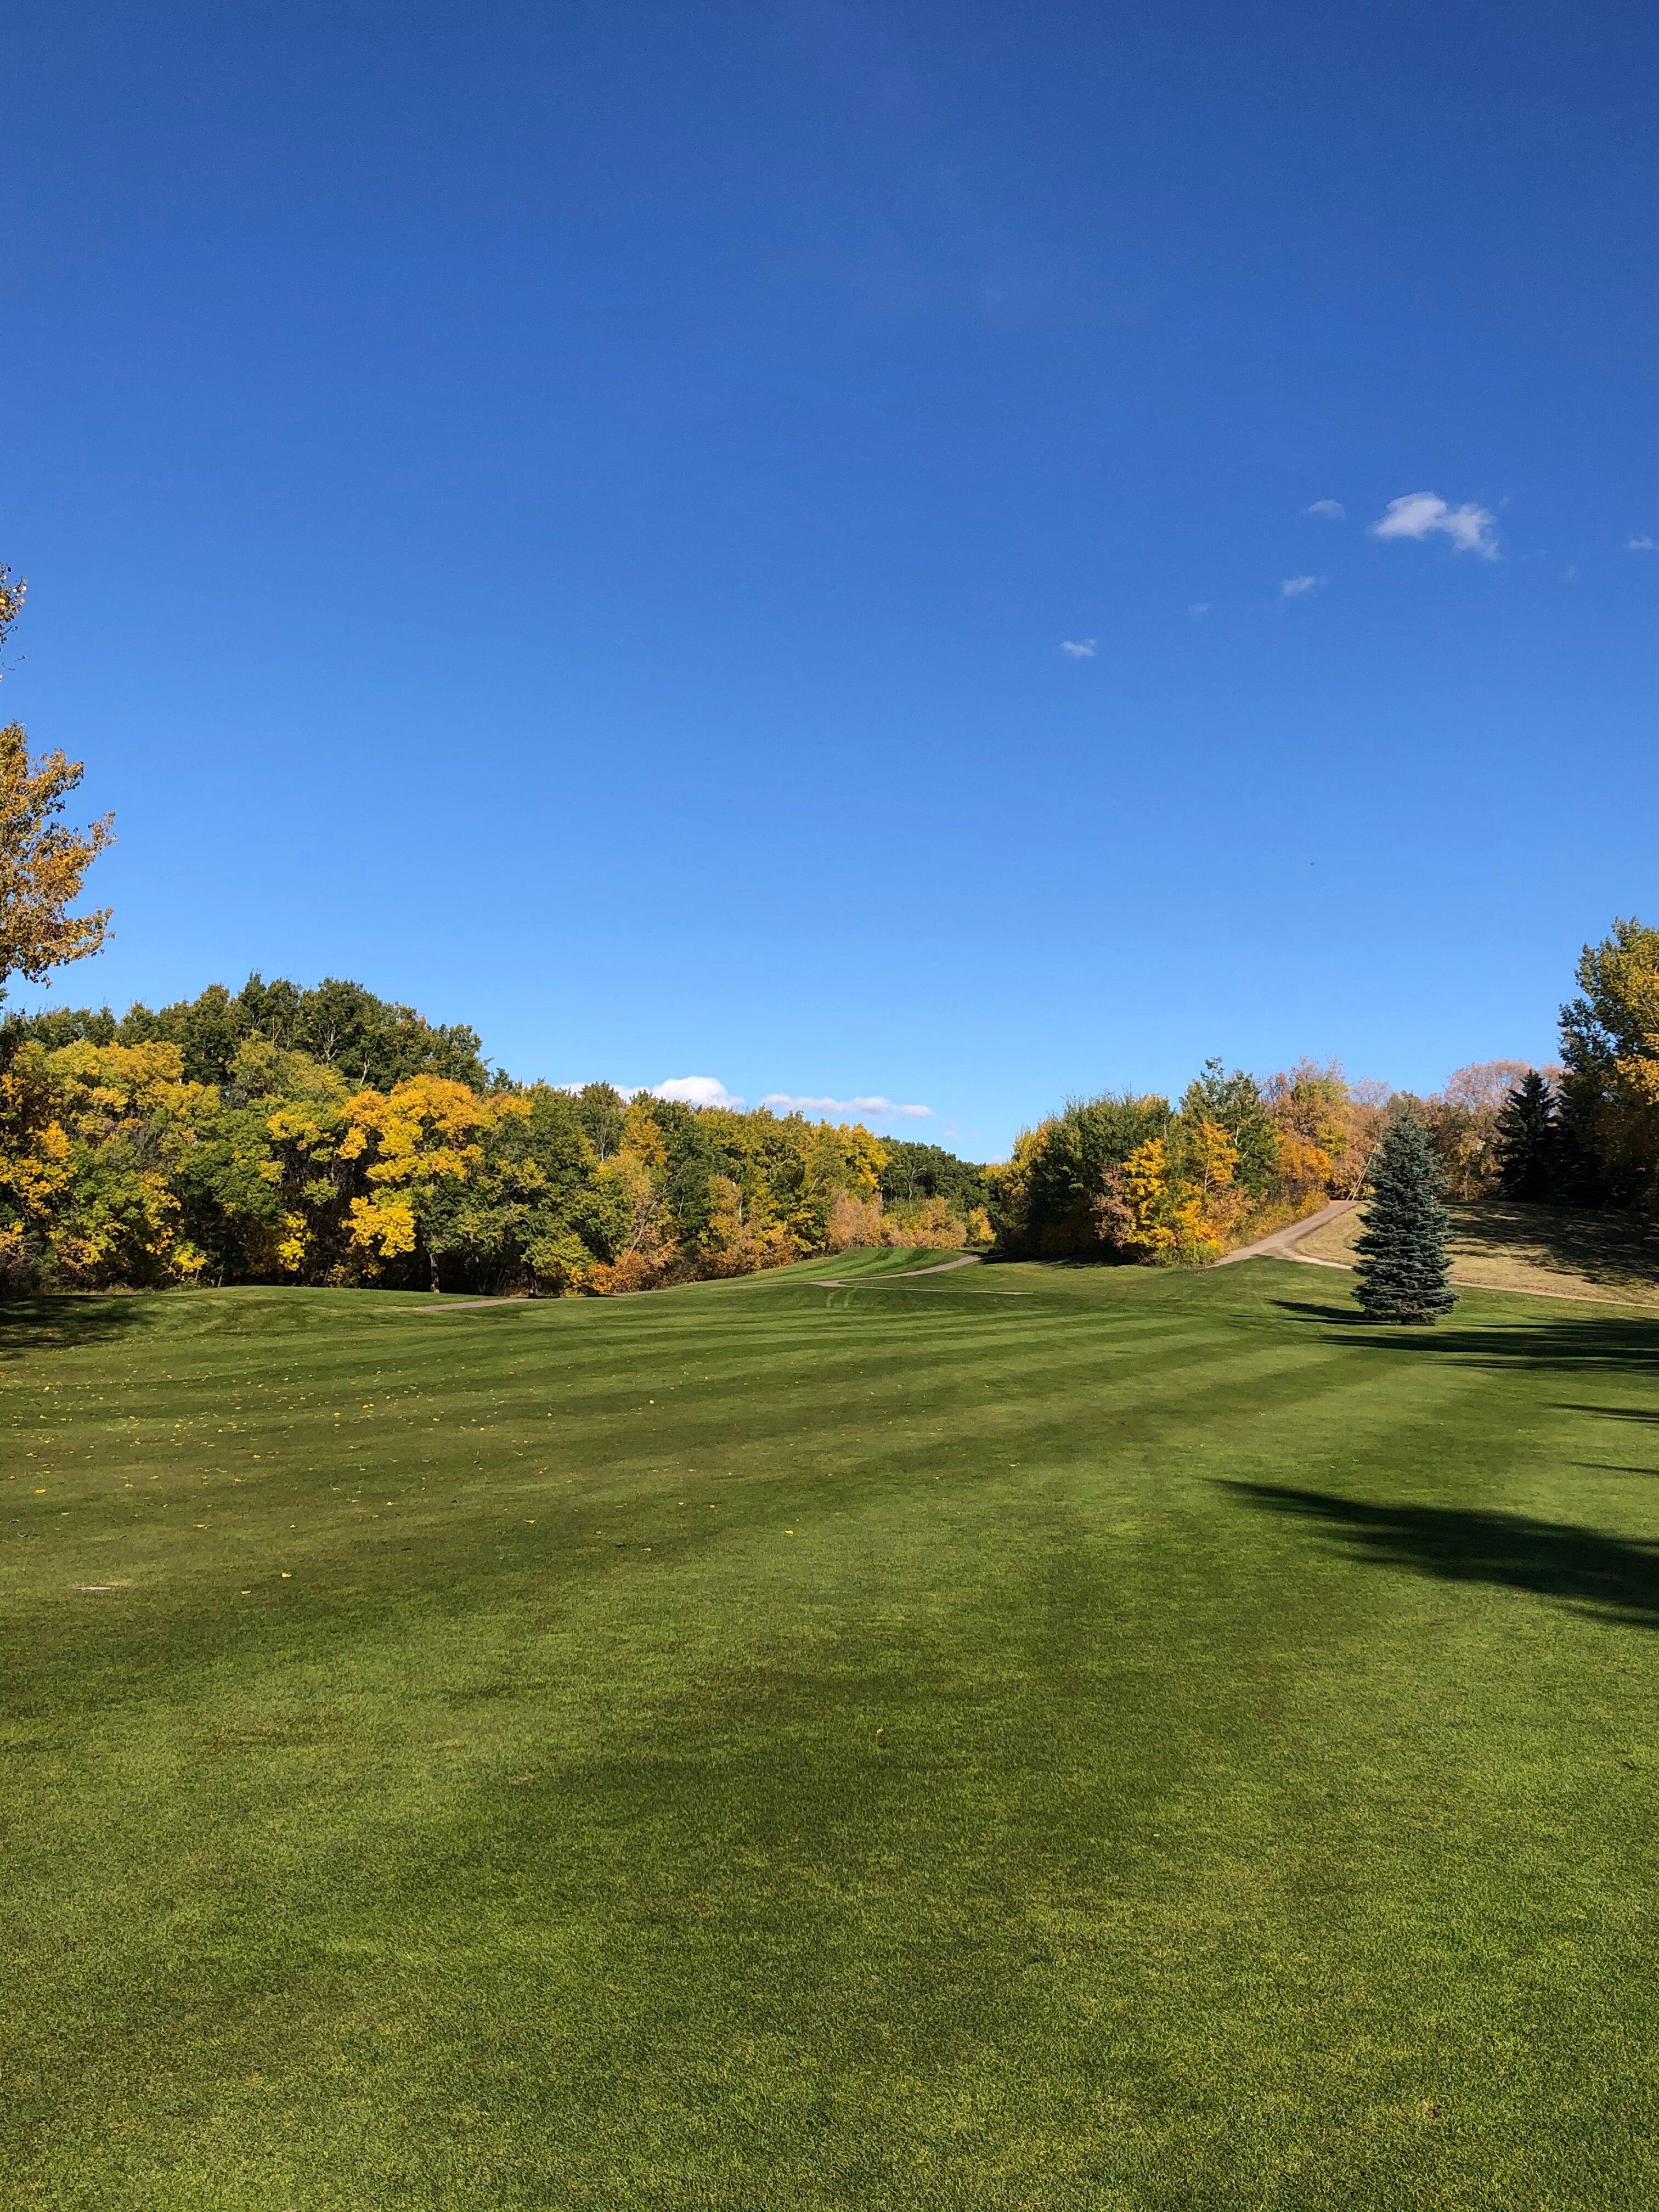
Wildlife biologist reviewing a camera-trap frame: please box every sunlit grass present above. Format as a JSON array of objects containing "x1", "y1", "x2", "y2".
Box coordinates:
[{"x1": 7, "y1": 1252, "x2": 1659, "y2": 2209}]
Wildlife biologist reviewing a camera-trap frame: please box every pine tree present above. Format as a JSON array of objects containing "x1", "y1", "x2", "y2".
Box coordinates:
[
  {"x1": 1352, "y1": 1114, "x2": 1456, "y2": 1324},
  {"x1": 1494, "y1": 1070, "x2": 1557, "y2": 1199}
]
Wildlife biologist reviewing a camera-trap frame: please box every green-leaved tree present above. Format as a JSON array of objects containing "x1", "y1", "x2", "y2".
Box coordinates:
[{"x1": 1353, "y1": 1114, "x2": 1456, "y2": 1324}]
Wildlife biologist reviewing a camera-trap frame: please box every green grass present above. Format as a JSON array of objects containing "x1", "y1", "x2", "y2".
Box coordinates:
[{"x1": 7, "y1": 1250, "x2": 1659, "y2": 2210}]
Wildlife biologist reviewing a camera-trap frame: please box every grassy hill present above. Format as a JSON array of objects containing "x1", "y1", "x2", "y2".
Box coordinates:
[
  {"x1": 8, "y1": 1253, "x2": 1659, "y2": 2209},
  {"x1": 1299, "y1": 1197, "x2": 1659, "y2": 1307}
]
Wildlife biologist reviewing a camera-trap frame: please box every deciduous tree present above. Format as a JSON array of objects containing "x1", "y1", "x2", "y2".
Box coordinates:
[
  {"x1": 1558, "y1": 917, "x2": 1659, "y2": 1206},
  {"x1": 1, "y1": 737, "x2": 113, "y2": 989},
  {"x1": 0, "y1": 568, "x2": 114, "y2": 992}
]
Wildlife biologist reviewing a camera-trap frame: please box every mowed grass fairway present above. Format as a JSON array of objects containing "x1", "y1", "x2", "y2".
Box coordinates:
[{"x1": 8, "y1": 1253, "x2": 1659, "y2": 2211}]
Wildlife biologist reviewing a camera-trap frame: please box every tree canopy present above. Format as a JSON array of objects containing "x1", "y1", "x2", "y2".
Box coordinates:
[{"x1": 0, "y1": 1007, "x2": 991, "y2": 1295}]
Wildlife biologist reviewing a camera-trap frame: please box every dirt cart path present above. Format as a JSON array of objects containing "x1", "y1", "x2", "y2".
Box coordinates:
[{"x1": 1214, "y1": 1201, "x2": 1358, "y2": 1268}]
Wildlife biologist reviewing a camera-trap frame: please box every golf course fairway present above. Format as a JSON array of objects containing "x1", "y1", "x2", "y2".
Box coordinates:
[{"x1": 7, "y1": 1249, "x2": 1659, "y2": 2209}]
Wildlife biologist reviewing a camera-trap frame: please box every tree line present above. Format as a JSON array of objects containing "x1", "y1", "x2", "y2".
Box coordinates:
[
  {"x1": 3, "y1": 563, "x2": 1656, "y2": 1297},
  {"x1": 0, "y1": 977, "x2": 994, "y2": 1294},
  {"x1": 991, "y1": 1056, "x2": 1481, "y2": 1263},
  {"x1": 3, "y1": 928, "x2": 1656, "y2": 1297},
  {"x1": 989, "y1": 916, "x2": 1659, "y2": 1270}
]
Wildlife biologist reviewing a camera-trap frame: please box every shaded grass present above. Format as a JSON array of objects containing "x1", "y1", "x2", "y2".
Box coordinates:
[
  {"x1": 6, "y1": 1253, "x2": 1659, "y2": 2208},
  {"x1": 1300, "y1": 1197, "x2": 1659, "y2": 1306}
]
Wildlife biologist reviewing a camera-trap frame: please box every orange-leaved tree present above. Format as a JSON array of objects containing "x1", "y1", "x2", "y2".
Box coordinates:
[{"x1": 0, "y1": 569, "x2": 115, "y2": 990}]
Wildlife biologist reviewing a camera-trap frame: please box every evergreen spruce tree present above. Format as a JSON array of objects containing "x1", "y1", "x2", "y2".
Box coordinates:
[
  {"x1": 1352, "y1": 1114, "x2": 1457, "y2": 1323},
  {"x1": 1550, "y1": 1074, "x2": 1610, "y2": 1207},
  {"x1": 1494, "y1": 1070, "x2": 1557, "y2": 1199}
]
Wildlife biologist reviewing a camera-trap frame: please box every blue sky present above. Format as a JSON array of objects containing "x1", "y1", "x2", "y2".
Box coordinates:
[{"x1": 8, "y1": 1, "x2": 1656, "y2": 1159}]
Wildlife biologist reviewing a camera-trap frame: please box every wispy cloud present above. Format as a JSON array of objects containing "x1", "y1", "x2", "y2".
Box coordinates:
[
  {"x1": 1059, "y1": 638, "x2": 1096, "y2": 657},
  {"x1": 1280, "y1": 574, "x2": 1323, "y2": 597},
  {"x1": 1629, "y1": 535, "x2": 1657, "y2": 552},
  {"x1": 1302, "y1": 499, "x2": 1346, "y2": 521},
  {"x1": 1188, "y1": 602, "x2": 1210, "y2": 618},
  {"x1": 554, "y1": 1077, "x2": 924, "y2": 1121},
  {"x1": 1370, "y1": 492, "x2": 1499, "y2": 558},
  {"x1": 761, "y1": 1093, "x2": 933, "y2": 1121}
]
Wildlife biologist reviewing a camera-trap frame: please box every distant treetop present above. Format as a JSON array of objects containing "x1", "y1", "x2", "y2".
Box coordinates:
[{"x1": 4, "y1": 973, "x2": 488, "y2": 1093}]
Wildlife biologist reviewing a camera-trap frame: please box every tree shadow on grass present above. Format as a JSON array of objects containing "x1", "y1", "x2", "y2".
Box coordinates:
[
  {"x1": 1226, "y1": 1481, "x2": 1659, "y2": 1629},
  {"x1": 0, "y1": 1294, "x2": 154, "y2": 1361},
  {"x1": 1271, "y1": 1297, "x2": 1659, "y2": 1380},
  {"x1": 1454, "y1": 1199, "x2": 1659, "y2": 1296}
]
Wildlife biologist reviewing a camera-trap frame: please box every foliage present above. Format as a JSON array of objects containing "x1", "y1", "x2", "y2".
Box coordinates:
[
  {"x1": 0, "y1": 569, "x2": 115, "y2": 993},
  {"x1": 994, "y1": 1058, "x2": 1383, "y2": 1266},
  {"x1": 1495, "y1": 1070, "x2": 1559, "y2": 1200},
  {"x1": 0, "y1": 1039, "x2": 209, "y2": 1286},
  {"x1": 1408, "y1": 1060, "x2": 1535, "y2": 1201},
  {"x1": 878, "y1": 1194, "x2": 972, "y2": 1250},
  {"x1": 989, "y1": 1092, "x2": 1171, "y2": 1257},
  {"x1": 1260, "y1": 1059, "x2": 1383, "y2": 1200},
  {"x1": 1, "y1": 725, "x2": 115, "y2": 991},
  {"x1": 0, "y1": 990, "x2": 987, "y2": 1294},
  {"x1": 877, "y1": 1139, "x2": 989, "y2": 1214},
  {"x1": 1558, "y1": 916, "x2": 1659, "y2": 1208},
  {"x1": 994, "y1": 1043, "x2": 1584, "y2": 1272},
  {"x1": 1180, "y1": 1060, "x2": 1280, "y2": 1193},
  {"x1": 1101, "y1": 1135, "x2": 1229, "y2": 1264},
  {"x1": 0, "y1": 562, "x2": 25, "y2": 664},
  {"x1": 1352, "y1": 1113, "x2": 1456, "y2": 1324},
  {"x1": 33, "y1": 916, "x2": 1659, "y2": 1295},
  {"x1": 8, "y1": 973, "x2": 488, "y2": 1091}
]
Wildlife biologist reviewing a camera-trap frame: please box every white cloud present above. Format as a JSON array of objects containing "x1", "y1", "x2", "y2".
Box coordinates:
[
  {"x1": 650, "y1": 1076, "x2": 744, "y2": 1110},
  {"x1": 760, "y1": 1093, "x2": 933, "y2": 1122},
  {"x1": 1059, "y1": 638, "x2": 1096, "y2": 657},
  {"x1": 1188, "y1": 602, "x2": 1210, "y2": 618},
  {"x1": 1280, "y1": 574, "x2": 1323, "y2": 597},
  {"x1": 1629, "y1": 535, "x2": 1657, "y2": 552},
  {"x1": 1302, "y1": 499, "x2": 1346, "y2": 521},
  {"x1": 1370, "y1": 492, "x2": 1499, "y2": 558}
]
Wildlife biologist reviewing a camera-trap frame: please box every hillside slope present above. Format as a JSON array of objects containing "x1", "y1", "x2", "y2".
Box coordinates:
[{"x1": 1299, "y1": 1198, "x2": 1659, "y2": 1308}]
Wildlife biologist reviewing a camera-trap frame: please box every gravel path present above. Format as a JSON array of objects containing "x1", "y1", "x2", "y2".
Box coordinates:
[{"x1": 1214, "y1": 1200, "x2": 1358, "y2": 1269}]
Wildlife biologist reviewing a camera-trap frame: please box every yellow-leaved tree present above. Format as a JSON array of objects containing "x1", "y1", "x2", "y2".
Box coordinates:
[
  {"x1": 1110, "y1": 1136, "x2": 1227, "y2": 1265},
  {"x1": 0, "y1": 1040, "x2": 213, "y2": 1286},
  {"x1": 701, "y1": 1173, "x2": 798, "y2": 1276},
  {"x1": 584, "y1": 1097, "x2": 681, "y2": 1294},
  {"x1": 1560, "y1": 917, "x2": 1659, "y2": 1203},
  {"x1": 1178, "y1": 1116, "x2": 1242, "y2": 1233},
  {"x1": 341, "y1": 1075, "x2": 496, "y2": 1283}
]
